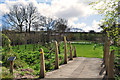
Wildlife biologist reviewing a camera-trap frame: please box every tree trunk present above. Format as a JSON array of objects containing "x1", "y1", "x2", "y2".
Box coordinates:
[
  {"x1": 47, "y1": 30, "x2": 50, "y2": 46},
  {"x1": 28, "y1": 27, "x2": 30, "y2": 33},
  {"x1": 20, "y1": 27, "x2": 22, "y2": 33},
  {"x1": 28, "y1": 22, "x2": 31, "y2": 33},
  {"x1": 39, "y1": 36, "x2": 41, "y2": 48},
  {"x1": 25, "y1": 33, "x2": 27, "y2": 49},
  {"x1": 58, "y1": 31, "x2": 61, "y2": 54},
  {"x1": 26, "y1": 25, "x2": 27, "y2": 33},
  {"x1": 33, "y1": 32, "x2": 35, "y2": 51},
  {"x1": 58, "y1": 42, "x2": 61, "y2": 54},
  {"x1": 42, "y1": 31, "x2": 45, "y2": 46},
  {"x1": 17, "y1": 35, "x2": 20, "y2": 50}
]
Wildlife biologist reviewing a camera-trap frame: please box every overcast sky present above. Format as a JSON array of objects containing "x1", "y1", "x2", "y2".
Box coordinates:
[{"x1": 0, "y1": 0, "x2": 105, "y2": 32}]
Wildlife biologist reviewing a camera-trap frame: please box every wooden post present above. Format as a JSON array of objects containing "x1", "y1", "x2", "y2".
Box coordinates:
[
  {"x1": 55, "y1": 41, "x2": 59, "y2": 69},
  {"x1": 103, "y1": 35, "x2": 107, "y2": 63},
  {"x1": 69, "y1": 41, "x2": 73, "y2": 60},
  {"x1": 8, "y1": 57, "x2": 16, "y2": 75},
  {"x1": 39, "y1": 48, "x2": 45, "y2": 78},
  {"x1": 10, "y1": 61, "x2": 13, "y2": 74},
  {"x1": 73, "y1": 46, "x2": 77, "y2": 57},
  {"x1": 105, "y1": 39, "x2": 110, "y2": 75},
  {"x1": 64, "y1": 36, "x2": 67, "y2": 64},
  {"x1": 108, "y1": 50, "x2": 115, "y2": 79}
]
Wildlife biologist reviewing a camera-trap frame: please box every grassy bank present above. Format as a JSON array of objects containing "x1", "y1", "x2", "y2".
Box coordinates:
[{"x1": 2, "y1": 42, "x2": 119, "y2": 78}]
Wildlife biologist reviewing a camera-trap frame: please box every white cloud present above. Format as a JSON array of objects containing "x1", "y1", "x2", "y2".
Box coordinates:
[
  {"x1": 36, "y1": 0, "x2": 97, "y2": 28},
  {"x1": 72, "y1": 23, "x2": 86, "y2": 29},
  {"x1": 0, "y1": 4, "x2": 9, "y2": 15},
  {"x1": 51, "y1": 0, "x2": 95, "y2": 18},
  {"x1": 92, "y1": 20, "x2": 102, "y2": 32},
  {"x1": 82, "y1": 20, "x2": 103, "y2": 32},
  {"x1": 83, "y1": 26, "x2": 93, "y2": 32},
  {"x1": 0, "y1": 0, "x2": 103, "y2": 32},
  {"x1": 37, "y1": 3, "x2": 52, "y2": 17}
]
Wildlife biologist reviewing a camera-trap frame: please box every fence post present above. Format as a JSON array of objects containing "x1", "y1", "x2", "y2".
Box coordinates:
[
  {"x1": 55, "y1": 41, "x2": 59, "y2": 69},
  {"x1": 8, "y1": 57, "x2": 16, "y2": 75},
  {"x1": 69, "y1": 41, "x2": 73, "y2": 60},
  {"x1": 39, "y1": 48, "x2": 45, "y2": 78},
  {"x1": 108, "y1": 50, "x2": 115, "y2": 79},
  {"x1": 105, "y1": 39, "x2": 110, "y2": 75},
  {"x1": 64, "y1": 36, "x2": 67, "y2": 64},
  {"x1": 10, "y1": 61, "x2": 13, "y2": 74},
  {"x1": 73, "y1": 46, "x2": 77, "y2": 57},
  {"x1": 103, "y1": 35, "x2": 107, "y2": 63}
]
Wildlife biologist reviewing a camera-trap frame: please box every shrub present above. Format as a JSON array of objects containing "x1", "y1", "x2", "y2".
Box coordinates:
[
  {"x1": 34, "y1": 64, "x2": 40, "y2": 71},
  {"x1": 114, "y1": 54, "x2": 120, "y2": 78},
  {"x1": 2, "y1": 34, "x2": 11, "y2": 52}
]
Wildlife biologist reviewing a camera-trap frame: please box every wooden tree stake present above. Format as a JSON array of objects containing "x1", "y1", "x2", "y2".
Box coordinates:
[
  {"x1": 64, "y1": 36, "x2": 67, "y2": 64},
  {"x1": 55, "y1": 41, "x2": 59, "y2": 69},
  {"x1": 69, "y1": 41, "x2": 73, "y2": 60},
  {"x1": 103, "y1": 35, "x2": 107, "y2": 63},
  {"x1": 105, "y1": 39, "x2": 110, "y2": 75},
  {"x1": 39, "y1": 48, "x2": 45, "y2": 78},
  {"x1": 73, "y1": 46, "x2": 77, "y2": 57},
  {"x1": 108, "y1": 50, "x2": 115, "y2": 79}
]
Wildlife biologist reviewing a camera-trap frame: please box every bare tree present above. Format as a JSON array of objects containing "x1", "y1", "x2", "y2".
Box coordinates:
[
  {"x1": 3, "y1": 4, "x2": 26, "y2": 32},
  {"x1": 46, "y1": 18, "x2": 53, "y2": 44},
  {"x1": 25, "y1": 3, "x2": 39, "y2": 33},
  {"x1": 40, "y1": 17, "x2": 53, "y2": 45},
  {"x1": 24, "y1": 3, "x2": 40, "y2": 49},
  {"x1": 54, "y1": 18, "x2": 68, "y2": 32},
  {"x1": 54, "y1": 18, "x2": 68, "y2": 54}
]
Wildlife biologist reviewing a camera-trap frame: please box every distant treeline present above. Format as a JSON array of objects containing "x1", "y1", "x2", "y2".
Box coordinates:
[{"x1": 2, "y1": 30, "x2": 105, "y2": 46}]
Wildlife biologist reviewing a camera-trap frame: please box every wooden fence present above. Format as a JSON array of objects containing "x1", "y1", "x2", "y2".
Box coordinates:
[
  {"x1": 39, "y1": 36, "x2": 77, "y2": 78},
  {"x1": 101, "y1": 36, "x2": 115, "y2": 79},
  {"x1": 8, "y1": 36, "x2": 77, "y2": 78}
]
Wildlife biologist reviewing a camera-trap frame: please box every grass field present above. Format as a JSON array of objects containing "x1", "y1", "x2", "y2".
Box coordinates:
[
  {"x1": 71, "y1": 43, "x2": 103, "y2": 58},
  {"x1": 12, "y1": 42, "x2": 117, "y2": 59}
]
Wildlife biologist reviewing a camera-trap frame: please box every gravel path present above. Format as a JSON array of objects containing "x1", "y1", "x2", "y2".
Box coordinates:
[{"x1": 42, "y1": 57, "x2": 104, "y2": 79}]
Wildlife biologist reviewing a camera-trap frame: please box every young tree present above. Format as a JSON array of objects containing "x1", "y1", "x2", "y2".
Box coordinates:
[
  {"x1": 54, "y1": 18, "x2": 68, "y2": 54},
  {"x1": 90, "y1": 0, "x2": 119, "y2": 42},
  {"x1": 41, "y1": 17, "x2": 53, "y2": 45},
  {"x1": 90, "y1": 0, "x2": 120, "y2": 79}
]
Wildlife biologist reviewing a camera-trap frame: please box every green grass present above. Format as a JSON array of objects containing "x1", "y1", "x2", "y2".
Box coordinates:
[
  {"x1": 2, "y1": 41, "x2": 119, "y2": 77},
  {"x1": 59, "y1": 42, "x2": 104, "y2": 58},
  {"x1": 11, "y1": 43, "x2": 105, "y2": 72},
  {"x1": 12, "y1": 42, "x2": 117, "y2": 59},
  {"x1": 71, "y1": 43, "x2": 103, "y2": 58}
]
